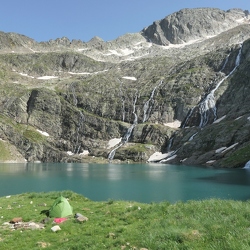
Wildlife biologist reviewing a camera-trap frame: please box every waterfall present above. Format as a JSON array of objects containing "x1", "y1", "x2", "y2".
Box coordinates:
[
  {"x1": 143, "y1": 87, "x2": 156, "y2": 122},
  {"x1": 198, "y1": 43, "x2": 242, "y2": 128},
  {"x1": 182, "y1": 44, "x2": 243, "y2": 128},
  {"x1": 68, "y1": 83, "x2": 85, "y2": 154},
  {"x1": 220, "y1": 53, "x2": 230, "y2": 72},
  {"x1": 118, "y1": 79, "x2": 125, "y2": 121},
  {"x1": 159, "y1": 148, "x2": 180, "y2": 163},
  {"x1": 167, "y1": 137, "x2": 174, "y2": 152},
  {"x1": 198, "y1": 86, "x2": 219, "y2": 127},
  {"x1": 143, "y1": 80, "x2": 163, "y2": 122},
  {"x1": 108, "y1": 92, "x2": 138, "y2": 161},
  {"x1": 188, "y1": 132, "x2": 198, "y2": 141},
  {"x1": 108, "y1": 144, "x2": 123, "y2": 161},
  {"x1": 198, "y1": 75, "x2": 228, "y2": 127},
  {"x1": 167, "y1": 44, "x2": 244, "y2": 163},
  {"x1": 156, "y1": 134, "x2": 180, "y2": 162},
  {"x1": 244, "y1": 160, "x2": 250, "y2": 169},
  {"x1": 74, "y1": 111, "x2": 84, "y2": 154},
  {"x1": 227, "y1": 44, "x2": 242, "y2": 76},
  {"x1": 122, "y1": 100, "x2": 125, "y2": 122},
  {"x1": 181, "y1": 107, "x2": 195, "y2": 128},
  {"x1": 124, "y1": 93, "x2": 138, "y2": 141}
]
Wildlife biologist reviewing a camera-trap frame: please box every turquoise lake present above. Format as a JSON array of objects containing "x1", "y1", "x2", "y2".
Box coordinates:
[{"x1": 0, "y1": 163, "x2": 249, "y2": 203}]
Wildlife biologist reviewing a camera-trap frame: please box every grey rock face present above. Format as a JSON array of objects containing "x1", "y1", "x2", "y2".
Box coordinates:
[{"x1": 142, "y1": 8, "x2": 246, "y2": 45}]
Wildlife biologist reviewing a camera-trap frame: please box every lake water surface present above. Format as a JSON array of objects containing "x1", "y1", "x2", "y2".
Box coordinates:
[{"x1": 0, "y1": 163, "x2": 250, "y2": 203}]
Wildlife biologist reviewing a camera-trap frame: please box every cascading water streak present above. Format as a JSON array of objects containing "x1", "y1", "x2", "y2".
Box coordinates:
[
  {"x1": 74, "y1": 111, "x2": 84, "y2": 154},
  {"x1": 181, "y1": 107, "x2": 195, "y2": 128},
  {"x1": 143, "y1": 80, "x2": 163, "y2": 122},
  {"x1": 118, "y1": 79, "x2": 125, "y2": 121},
  {"x1": 108, "y1": 144, "x2": 123, "y2": 161},
  {"x1": 108, "y1": 92, "x2": 138, "y2": 161},
  {"x1": 167, "y1": 44, "x2": 244, "y2": 163},
  {"x1": 182, "y1": 43, "x2": 243, "y2": 128},
  {"x1": 167, "y1": 137, "x2": 174, "y2": 152},
  {"x1": 220, "y1": 53, "x2": 230, "y2": 72},
  {"x1": 68, "y1": 83, "x2": 85, "y2": 154},
  {"x1": 198, "y1": 43, "x2": 242, "y2": 127},
  {"x1": 188, "y1": 132, "x2": 198, "y2": 141},
  {"x1": 244, "y1": 160, "x2": 250, "y2": 169}
]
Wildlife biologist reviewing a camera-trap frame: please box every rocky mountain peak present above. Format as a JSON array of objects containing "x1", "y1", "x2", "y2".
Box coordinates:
[
  {"x1": 88, "y1": 36, "x2": 104, "y2": 42},
  {"x1": 0, "y1": 31, "x2": 35, "y2": 50},
  {"x1": 141, "y1": 8, "x2": 248, "y2": 45},
  {"x1": 48, "y1": 37, "x2": 71, "y2": 46}
]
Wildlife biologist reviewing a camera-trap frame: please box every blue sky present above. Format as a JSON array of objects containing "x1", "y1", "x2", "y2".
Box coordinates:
[{"x1": 2, "y1": 0, "x2": 249, "y2": 42}]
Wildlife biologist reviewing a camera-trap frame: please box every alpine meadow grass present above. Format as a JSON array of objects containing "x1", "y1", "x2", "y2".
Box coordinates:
[{"x1": 0, "y1": 191, "x2": 250, "y2": 249}]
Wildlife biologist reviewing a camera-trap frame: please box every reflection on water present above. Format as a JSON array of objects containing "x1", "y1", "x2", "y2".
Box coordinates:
[
  {"x1": 198, "y1": 169, "x2": 250, "y2": 185},
  {"x1": 0, "y1": 163, "x2": 249, "y2": 203}
]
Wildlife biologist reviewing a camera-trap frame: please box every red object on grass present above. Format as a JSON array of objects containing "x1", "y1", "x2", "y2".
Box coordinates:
[{"x1": 53, "y1": 218, "x2": 67, "y2": 224}]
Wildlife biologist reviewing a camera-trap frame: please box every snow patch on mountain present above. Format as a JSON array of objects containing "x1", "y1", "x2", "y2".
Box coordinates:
[
  {"x1": 37, "y1": 76, "x2": 58, "y2": 80},
  {"x1": 122, "y1": 76, "x2": 137, "y2": 81},
  {"x1": 164, "y1": 120, "x2": 181, "y2": 128}
]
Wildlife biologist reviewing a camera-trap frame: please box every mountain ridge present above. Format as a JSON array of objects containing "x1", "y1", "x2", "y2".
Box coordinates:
[
  {"x1": 0, "y1": 7, "x2": 250, "y2": 167},
  {"x1": 141, "y1": 8, "x2": 249, "y2": 45}
]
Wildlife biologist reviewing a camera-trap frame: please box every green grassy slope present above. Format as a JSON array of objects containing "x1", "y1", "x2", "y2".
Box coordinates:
[{"x1": 0, "y1": 191, "x2": 250, "y2": 249}]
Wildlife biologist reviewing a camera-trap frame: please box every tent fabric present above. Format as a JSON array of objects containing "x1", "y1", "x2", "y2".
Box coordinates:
[{"x1": 49, "y1": 196, "x2": 73, "y2": 218}]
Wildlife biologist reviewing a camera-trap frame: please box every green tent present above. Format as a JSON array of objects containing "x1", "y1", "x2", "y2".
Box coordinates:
[{"x1": 49, "y1": 196, "x2": 73, "y2": 218}]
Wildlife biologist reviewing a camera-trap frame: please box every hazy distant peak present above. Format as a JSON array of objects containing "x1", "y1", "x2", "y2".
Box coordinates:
[{"x1": 88, "y1": 36, "x2": 104, "y2": 43}]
